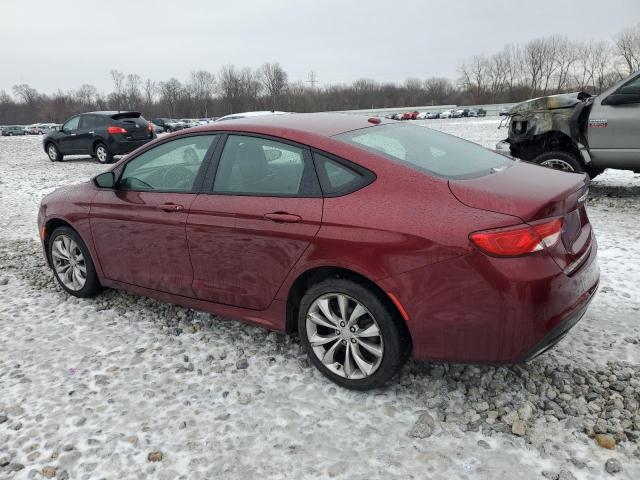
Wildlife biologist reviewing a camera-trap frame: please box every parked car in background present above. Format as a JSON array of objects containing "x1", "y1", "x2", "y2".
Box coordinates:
[
  {"x1": 150, "y1": 122, "x2": 165, "y2": 134},
  {"x1": 43, "y1": 111, "x2": 156, "y2": 164},
  {"x1": 25, "y1": 124, "x2": 43, "y2": 135},
  {"x1": 454, "y1": 108, "x2": 470, "y2": 118},
  {"x1": 38, "y1": 113, "x2": 599, "y2": 390},
  {"x1": 499, "y1": 107, "x2": 511, "y2": 117},
  {"x1": 468, "y1": 109, "x2": 478, "y2": 117},
  {"x1": 426, "y1": 112, "x2": 440, "y2": 119},
  {"x1": 179, "y1": 118, "x2": 199, "y2": 129},
  {"x1": 1, "y1": 125, "x2": 26, "y2": 136},
  {"x1": 477, "y1": 108, "x2": 487, "y2": 117},
  {"x1": 215, "y1": 111, "x2": 288, "y2": 122},
  {"x1": 440, "y1": 110, "x2": 453, "y2": 119},
  {"x1": 151, "y1": 118, "x2": 183, "y2": 132}
]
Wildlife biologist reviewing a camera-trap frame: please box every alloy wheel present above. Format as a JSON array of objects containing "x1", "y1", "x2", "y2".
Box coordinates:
[
  {"x1": 96, "y1": 145, "x2": 108, "y2": 163},
  {"x1": 51, "y1": 235, "x2": 87, "y2": 291},
  {"x1": 305, "y1": 293, "x2": 384, "y2": 379},
  {"x1": 48, "y1": 145, "x2": 57, "y2": 161},
  {"x1": 540, "y1": 159, "x2": 575, "y2": 172}
]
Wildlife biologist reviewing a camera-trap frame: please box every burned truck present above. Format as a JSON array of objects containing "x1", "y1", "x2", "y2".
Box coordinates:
[{"x1": 499, "y1": 70, "x2": 640, "y2": 178}]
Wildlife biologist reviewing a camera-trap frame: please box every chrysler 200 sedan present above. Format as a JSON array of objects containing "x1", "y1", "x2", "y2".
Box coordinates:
[{"x1": 37, "y1": 113, "x2": 599, "y2": 390}]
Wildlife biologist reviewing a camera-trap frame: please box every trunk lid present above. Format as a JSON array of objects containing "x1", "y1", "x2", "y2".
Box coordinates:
[{"x1": 450, "y1": 161, "x2": 593, "y2": 274}]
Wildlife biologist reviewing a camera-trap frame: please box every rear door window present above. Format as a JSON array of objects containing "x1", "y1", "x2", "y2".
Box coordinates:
[
  {"x1": 213, "y1": 135, "x2": 320, "y2": 196},
  {"x1": 336, "y1": 124, "x2": 511, "y2": 180},
  {"x1": 78, "y1": 115, "x2": 95, "y2": 130}
]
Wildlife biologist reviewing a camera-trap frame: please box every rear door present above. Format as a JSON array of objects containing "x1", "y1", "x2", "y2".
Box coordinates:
[
  {"x1": 112, "y1": 113, "x2": 152, "y2": 141},
  {"x1": 90, "y1": 134, "x2": 218, "y2": 296},
  {"x1": 75, "y1": 114, "x2": 97, "y2": 154},
  {"x1": 187, "y1": 134, "x2": 323, "y2": 309}
]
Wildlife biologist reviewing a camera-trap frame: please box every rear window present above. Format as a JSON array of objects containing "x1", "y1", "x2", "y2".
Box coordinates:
[
  {"x1": 335, "y1": 123, "x2": 511, "y2": 179},
  {"x1": 111, "y1": 112, "x2": 141, "y2": 120}
]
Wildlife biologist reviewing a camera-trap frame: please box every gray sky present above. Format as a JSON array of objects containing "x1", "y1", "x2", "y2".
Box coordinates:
[{"x1": 1, "y1": 0, "x2": 638, "y2": 94}]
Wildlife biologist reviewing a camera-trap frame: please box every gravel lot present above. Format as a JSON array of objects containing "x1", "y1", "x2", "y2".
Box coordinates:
[{"x1": 1, "y1": 119, "x2": 639, "y2": 479}]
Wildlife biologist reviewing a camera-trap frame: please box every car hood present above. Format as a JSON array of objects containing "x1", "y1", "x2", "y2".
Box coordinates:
[
  {"x1": 510, "y1": 92, "x2": 591, "y2": 114},
  {"x1": 448, "y1": 161, "x2": 588, "y2": 222}
]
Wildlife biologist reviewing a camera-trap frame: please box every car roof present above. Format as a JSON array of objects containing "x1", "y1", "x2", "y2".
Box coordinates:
[
  {"x1": 84, "y1": 111, "x2": 142, "y2": 117},
  {"x1": 198, "y1": 112, "x2": 394, "y2": 137}
]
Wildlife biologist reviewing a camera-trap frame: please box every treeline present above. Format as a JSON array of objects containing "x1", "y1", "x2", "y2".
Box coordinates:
[{"x1": 1, "y1": 24, "x2": 638, "y2": 124}]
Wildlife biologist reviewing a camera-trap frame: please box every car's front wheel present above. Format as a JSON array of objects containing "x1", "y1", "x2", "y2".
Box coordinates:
[
  {"x1": 298, "y1": 279, "x2": 408, "y2": 390},
  {"x1": 533, "y1": 151, "x2": 584, "y2": 174},
  {"x1": 46, "y1": 143, "x2": 63, "y2": 162},
  {"x1": 48, "y1": 226, "x2": 102, "y2": 298},
  {"x1": 95, "y1": 143, "x2": 114, "y2": 164}
]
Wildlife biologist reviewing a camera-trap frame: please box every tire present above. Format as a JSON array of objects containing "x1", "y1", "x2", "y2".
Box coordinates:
[
  {"x1": 95, "y1": 143, "x2": 113, "y2": 164},
  {"x1": 298, "y1": 278, "x2": 408, "y2": 390},
  {"x1": 46, "y1": 142, "x2": 63, "y2": 162},
  {"x1": 532, "y1": 151, "x2": 584, "y2": 174},
  {"x1": 48, "y1": 226, "x2": 102, "y2": 298}
]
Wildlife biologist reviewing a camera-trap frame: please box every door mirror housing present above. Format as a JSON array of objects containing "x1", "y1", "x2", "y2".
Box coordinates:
[
  {"x1": 602, "y1": 93, "x2": 640, "y2": 106},
  {"x1": 94, "y1": 171, "x2": 115, "y2": 189}
]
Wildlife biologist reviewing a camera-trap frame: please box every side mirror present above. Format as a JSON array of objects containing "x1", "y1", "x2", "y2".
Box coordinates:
[
  {"x1": 94, "y1": 171, "x2": 115, "y2": 189},
  {"x1": 602, "y1": 93, "x2": 640, "y2": 106}
]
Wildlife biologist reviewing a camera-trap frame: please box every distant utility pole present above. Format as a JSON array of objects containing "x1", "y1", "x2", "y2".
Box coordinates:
[{"x1": 307, "y1": 70, "x2": 318, "y2": 89}]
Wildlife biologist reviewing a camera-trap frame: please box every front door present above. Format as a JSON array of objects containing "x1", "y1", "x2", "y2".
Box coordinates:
[
  {"x1": 588, "y1": 73, "x2": 640, "y2": 168},
  {"x1": 90, "y1": 134, "x2": 218, "y2": 296},
  {"x1": 57, "y1": 115, "x2": 81, "y2": 154},
  {"x1": 187, "y1": 134, "x2": 323, "y2": 310}
]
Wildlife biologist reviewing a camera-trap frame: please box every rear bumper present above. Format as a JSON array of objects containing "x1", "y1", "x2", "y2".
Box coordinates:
[{"x1": 379, "y1": 238, "x2": 599, "y2": 363}]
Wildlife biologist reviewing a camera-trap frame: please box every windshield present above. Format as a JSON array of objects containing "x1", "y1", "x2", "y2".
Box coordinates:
[{"x1": 335, "y1": 123, "x2": 511, "y2": 180}]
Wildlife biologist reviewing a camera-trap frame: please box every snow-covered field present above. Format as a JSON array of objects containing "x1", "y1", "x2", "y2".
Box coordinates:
[{"x1": 0, "y1": 119, "x2": 639, "y2": 480}]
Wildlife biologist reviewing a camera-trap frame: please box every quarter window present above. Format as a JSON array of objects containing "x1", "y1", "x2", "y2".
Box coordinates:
[
  {"x1": 119, "y1": 135, "x2": 217, "y2": 192},
  {"x1": 213, "y1": 135, "x2": 319, "y2": 196},
  {"x1": 313, "y1": 153, "x2": 373, "y2": 195}
]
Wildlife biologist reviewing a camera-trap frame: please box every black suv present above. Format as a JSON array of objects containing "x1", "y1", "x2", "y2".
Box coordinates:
[{"x1": 43, "y1": 111, "x2": 156, "y2": 163}]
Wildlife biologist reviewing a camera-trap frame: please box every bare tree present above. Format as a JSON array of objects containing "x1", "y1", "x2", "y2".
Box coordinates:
[
  {"x1": 159, "y1": 78, "x2": 182, "y2": 117},
  {"x1": 187, "y1": 70, "x2": 216, "y2": 117},
  {"x1": 143, "y1": 79, "x2": 157, "y2": 108},
  {"x1": 12, "y1": 84, "x2": 40, "y2": 105},
  {"x1": 109, "y1": 69, "x2": 125, "y2": 110},
  {"x1": 75, "y1": 84, "x2": 98, "y2": 108},
  {"x1": 614, "y1": 24, "x2": 640, "y2": 74},
  {"x1": 260, "y1": 62, "x2": 288, "y2": 109},
  {"x1": 125, "y1": 73, "x2": 142, "y2": 109}
]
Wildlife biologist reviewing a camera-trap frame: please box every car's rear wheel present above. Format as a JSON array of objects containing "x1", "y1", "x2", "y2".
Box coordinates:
[
  {"x1": 46, "y1": 143, "x2": 63, "y2": 162},
  {"x1": 95, "y1": 143, "x2": 113, "y2": 164},
  {"x1": 534, "y1": 151, "x2": 584, "y2": 174},
  {"x1": 49, "y1": 226, "x2": 102, "y2": 298},
  {"x1": 298, "y1": 279, "x2": 408, "y2": 390}
]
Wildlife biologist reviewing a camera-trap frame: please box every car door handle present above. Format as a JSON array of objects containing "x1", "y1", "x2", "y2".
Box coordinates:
[
  {"x1": 158, "y1": 203, "x2": 184, "y2": 212},
  {"x1": 88, "y1": 131, "x2": 95, "y2": 135},
  {"x1": 264, "y1": 212, "x2": 302, "y2": 223},
  {"x1": 70, "y1": 133, "x2": 77, "y2": 136}
]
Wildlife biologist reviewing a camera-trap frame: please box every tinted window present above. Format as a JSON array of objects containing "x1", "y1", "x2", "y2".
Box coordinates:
[
  {"x1": 63, "y1": 116, "x2": 80, "y2": 131},
  {"x1": 213, "y1": 135, "x2": 319, "y2": 196},
  {"x1": 313, "y1": 153, "x2": 372, "y2": 195},
  {"x1": 78, "y1": 115, "x2": 95, "y2": 129},
  {"x1": 336, "y1": 123, "x2": 511, "y2": 180},
  {"x1": 619, "y1": 74, "x2": 640, "y2": 95},
  {"x1": 120, "y1": 135, "x2": 216, "y2": 192}
]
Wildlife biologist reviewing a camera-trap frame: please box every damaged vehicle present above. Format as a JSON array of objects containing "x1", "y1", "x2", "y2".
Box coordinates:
[{"x1": 499, "y1": 70, "x2": 640, "y2": 177}]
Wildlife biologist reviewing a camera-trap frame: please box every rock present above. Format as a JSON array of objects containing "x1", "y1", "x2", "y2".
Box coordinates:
[
  {"x1": 147, "y1": 451, "x2": 163, "y2": 462},
  {"x1": 604, "y1": 458, "x2": 622, "y2": 475},
  {"x1": 518, "y1": 402, "x2": 534, "y2": 421},
  {"x1": 0, "y1": 277, "x2": 8, "y2": 285},
  {"x1": 236, "y1": 358, "x2": 249, "y2": 370},
  {"x1": 408, "y1": 412, "x2": 436, "y2": 439},
  {"x1": 0, "y1": 414, "x2": 7, "y2": 424},
  {"x1": 501, "y1": 410, "x2": 518, "y2": 426},
  {"x1": 74, "y1": 417, "x2": 87, "y2": 427},
  {"x1": 42, "y1": 466, "x2": 56, "y2": 478},
  {"x1": 595, "y1": 434, "x2": 616, "y2": 449},
  {"x1": 0, "y1": 457, "x2": 10, "y2": 467},
  {"x1": 6, "y1": 463, "x2": 25, "y2": 472},
  {"x1": 512, "y1": 420, "x2": 526, "y2": 436},
  {"x1": 557, "y1": 470, "x2": 577, "y2": 480},
  {"x1": 477, "y1": 439, "x2": 491, "y2": 449},
  {"x1": 238, "y1": 393, "x2": 252, "y2": 405}
]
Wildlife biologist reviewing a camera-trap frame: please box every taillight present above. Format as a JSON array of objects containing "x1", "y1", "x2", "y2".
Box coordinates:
[
  {"x1": 107, "y1": 126, "x2": 127, "y2": 134},
  {"x1": 147, "y1": 123, "x2": 154, "y2": 132},
  {"x1": 470, "y1": 218, "x2": 563, "y2": 257}
]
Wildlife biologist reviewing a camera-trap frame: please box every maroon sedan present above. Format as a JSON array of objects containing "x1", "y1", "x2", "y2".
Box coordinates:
[{"x1": 38, "y1": 113, "x2": 599, "y2": 390}]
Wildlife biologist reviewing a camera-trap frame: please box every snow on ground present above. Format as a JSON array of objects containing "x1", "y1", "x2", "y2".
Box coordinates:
[{"x1": 0, "y1": 123, "x2": 639, "y2": 480}]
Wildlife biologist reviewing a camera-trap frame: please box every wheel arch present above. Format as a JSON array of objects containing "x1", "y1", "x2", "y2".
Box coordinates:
[
  {"x1": 43, "y1": 218, "x2": 83, "y2": 266},
  {"x1": 284, "y1": 266, "x2": 412, "y2": 348},
  {"x1": 511, "y1": 130, "x2": 583, "y2": 164}
]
